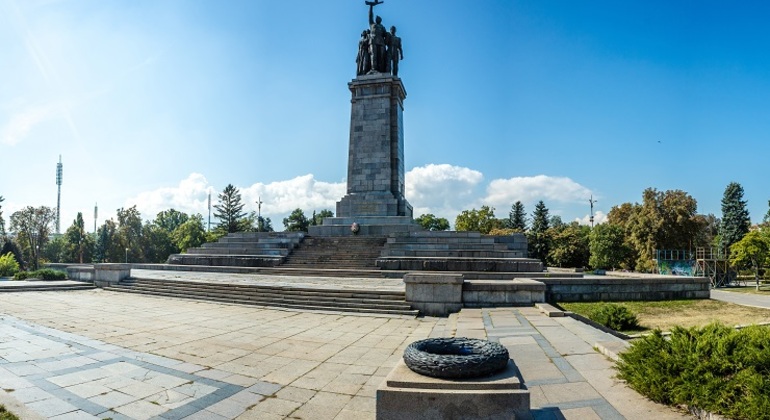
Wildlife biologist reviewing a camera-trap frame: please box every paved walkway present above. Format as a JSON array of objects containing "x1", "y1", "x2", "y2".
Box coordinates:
[
  {"x1": 0, "y1": 278, "x2": 688, "y2": 419},
  {"x1": 711, "y1": 288, "x2": 770, "y2": 309}
]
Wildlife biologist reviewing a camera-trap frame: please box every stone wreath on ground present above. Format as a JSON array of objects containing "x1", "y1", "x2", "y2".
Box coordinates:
[{"x1": 403, "y1": 337, "x2": 510, "y2": 379}]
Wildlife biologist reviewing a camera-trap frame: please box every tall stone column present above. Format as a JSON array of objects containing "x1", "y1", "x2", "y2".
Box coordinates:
[{"x1": 337, "y1": 73, "x2": 412, "y2": 218}]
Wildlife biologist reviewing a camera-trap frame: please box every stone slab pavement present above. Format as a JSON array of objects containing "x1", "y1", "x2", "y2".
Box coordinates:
[{"x1": 0, "y1": 286, "x2": 689, "y2": 419}]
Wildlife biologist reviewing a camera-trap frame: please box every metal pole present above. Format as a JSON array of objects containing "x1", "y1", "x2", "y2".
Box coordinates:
[
  {"x1": 256, "y1": 196, "x2": 263, "y2": 232},
  {"x1": 207, "y1": 192, "x2": 211, "y2": 232},
  {"x1": 589, "y1": 195, "x2": 597, "y2": 228}
]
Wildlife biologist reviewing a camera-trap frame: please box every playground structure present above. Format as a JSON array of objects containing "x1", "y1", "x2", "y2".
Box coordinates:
[{"x1": 655, "y1": 248, "x2": 732, "y2": 288}]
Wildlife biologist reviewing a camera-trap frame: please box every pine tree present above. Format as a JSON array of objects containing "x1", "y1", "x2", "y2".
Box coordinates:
[
  {"x1": 508, "y1": 201, "x2": 527, "y2": 231},
  {"x1": 528, "y1": 200, "x2": 550, "y2": 263},
  {"x1": 213, "y1": 184, "x2": 246, "y2": 234},
  {"x1": 719, "y1": 182, "x2": 750, "y2": 255}
]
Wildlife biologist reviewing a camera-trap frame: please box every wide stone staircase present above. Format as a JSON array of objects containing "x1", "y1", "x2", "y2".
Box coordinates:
[
  {"x1": 280, "y1": 236, "x2": 387, "y2": 270},
  {"x1": 166, "y1": 232, "x2": 305, "y2": 267},
  {"x1": 0, "y1": 281, "x2": 96, "y2": 293},
  {"x1": 103, "y1": 277, "x2": 417, "y2": 316}
]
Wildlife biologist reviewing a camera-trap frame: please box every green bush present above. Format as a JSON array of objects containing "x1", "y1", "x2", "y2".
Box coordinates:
[
  {"x1": 588, "y1": 303, "x2": 640, "y2": 331},
  {"x1": 617, "y1": 323, "x2": 770, "y2": 419},
  {"x1": 0, "y1": 253, "x2": 20, "y2": 277},
  {"x1": 13, "y1": 269, "x2": 66, "y2": 281}
]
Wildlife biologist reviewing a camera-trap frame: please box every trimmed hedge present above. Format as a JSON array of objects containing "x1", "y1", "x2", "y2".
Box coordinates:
[
  {"x1": 14, "y1": 269, "x2": 66, "y2": 281},
  {"x1": 617, "y1": 323, "x2": 770, "y2": 419}
]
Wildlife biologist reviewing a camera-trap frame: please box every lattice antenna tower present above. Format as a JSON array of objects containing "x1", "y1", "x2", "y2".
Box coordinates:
[{"x1": 56, "y1": 155, "x2": 63, "y2": 234}]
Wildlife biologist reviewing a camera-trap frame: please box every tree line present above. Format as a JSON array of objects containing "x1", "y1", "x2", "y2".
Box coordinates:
[{"x1": 1, "y1": 182, "x2": 768, "y2": 274}]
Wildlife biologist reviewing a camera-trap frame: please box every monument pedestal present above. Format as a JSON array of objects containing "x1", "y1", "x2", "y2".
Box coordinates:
[
  {"x1": 313, "y1": 72, "x2": 419, "y2": 236},
  {"x1": 377, "y1": 360, "x2": 530, "y2": 420}
]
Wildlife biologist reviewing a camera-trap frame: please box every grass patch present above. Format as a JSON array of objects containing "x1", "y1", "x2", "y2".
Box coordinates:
[
  {"x1": 0, "y1": 405, "x2": 20, "y2": 420},
  {"x1": 617, "y1": 323, "x2": 770, "y2": 419},
  {"x1": 560, "y1": 299, "x2": 770, "y2": 332}
]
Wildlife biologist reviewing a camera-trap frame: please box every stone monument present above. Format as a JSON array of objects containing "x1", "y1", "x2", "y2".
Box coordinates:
[{"x1": 310, "y1": 0, "x2": 420, "y2": 236}]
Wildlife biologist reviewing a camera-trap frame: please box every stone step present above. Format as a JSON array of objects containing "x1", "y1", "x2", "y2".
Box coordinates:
[
  {"x1": 121, "y1": 279, "x2": 407, "y2": 300},
  {"x1": 0, "y1": 284, "x2": 96, "y2": 292},
  {"x1": 105, "y1": 278, "x2": 417, "y2": 316}
]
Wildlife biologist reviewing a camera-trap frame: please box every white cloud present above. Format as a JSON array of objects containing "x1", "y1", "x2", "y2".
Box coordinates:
[
  {"x1": 126, "y1": 173, "x2": 344, "y2": 223},
  {"x1": 484, "y1": 175, "x2": 593, "y2": 209},
  {"x1": 575, "y1": 210, "x2": 608, "y2": 226},
  {"x1": 1, "y1": 103, "x2": 60, "y2": 146},
  {"x1": 406, "y1": 164, "x2": 484, "y2": 219},
  {"x1": 240, "y1": 174, "x2": 345, "y2": 216},
  {"x1": 127, "y1": 173, "x2": 214, "y2": 219}
]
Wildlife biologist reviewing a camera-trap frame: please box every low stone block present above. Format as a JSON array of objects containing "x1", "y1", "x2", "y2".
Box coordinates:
[
  {"x1": 377, "y1": 359, "x2": 530, "y2": 420},
  {"x1": 93, "y1": 264, "x2": 131, "y2": 287},
  {"x1": 404, "y1": 273, "x2": 464, "y2": 317}
]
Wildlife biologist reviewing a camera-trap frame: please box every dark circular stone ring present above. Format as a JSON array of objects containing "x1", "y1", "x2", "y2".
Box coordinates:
[{"x1": 403, "y1": 337, "x2": 510, "y2": 379}]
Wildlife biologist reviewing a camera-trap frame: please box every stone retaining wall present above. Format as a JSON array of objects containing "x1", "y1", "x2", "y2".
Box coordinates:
[{"x1": 542, "y1": 277, "x2": 710, "y2": 302}]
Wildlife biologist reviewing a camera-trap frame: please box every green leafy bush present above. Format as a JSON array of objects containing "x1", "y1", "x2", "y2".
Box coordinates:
[
  {"x1": 13, "y1": 269, "x2": 66, "y2": 281},
  {"x1": 617, "y1": 323, "x2": 770, "y2": 419},
  {"x1": 0, "y1": 253, "x2": 20, "y2": 277},
  {"x1": 588, "y1": 303, "x2": 640, "y2": 331}
]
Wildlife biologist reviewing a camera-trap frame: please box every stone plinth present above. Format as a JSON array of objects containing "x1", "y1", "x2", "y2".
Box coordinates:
[
  {"x1": 377, "y1": 359, "x2": 530, "y2": 420},
  {"x1": 93, "y1": 264, "x2": 131, "y2": 287},
  {"x1": 463, "y1": 279, "x2": 546, "y2": 307},
  {"x1": 404, "y1": 273, "x2": 464, "y2": 316},
  {"x1": 66, "y1": 265, "x2": 94, "y2": 282}
]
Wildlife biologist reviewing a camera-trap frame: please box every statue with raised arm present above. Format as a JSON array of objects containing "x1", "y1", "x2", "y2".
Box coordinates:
[
  {"x1": 366, "y1": 0, "x2": 388, "y2": 73},
  {"x1": 388, "y1": 26, "x2": 403, "y2": 76}
]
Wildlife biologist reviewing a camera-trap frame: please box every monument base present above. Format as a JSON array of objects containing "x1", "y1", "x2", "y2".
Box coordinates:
[
  {"x1": 377, "y1": 359, "x2": 530, "y2": 420},
  {"x1": 308, "y1": 216, "x2": 422, "y2": 237}
]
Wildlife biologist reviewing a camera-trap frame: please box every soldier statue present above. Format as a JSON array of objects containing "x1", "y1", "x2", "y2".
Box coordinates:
[
  {"x1": 367, "y1": 0, "x2": 388, "y2": 73},
  {"x1": 356, "y1": 30, "x2": 371, "y2": 76},
  {"x1": 387, "y1": 26, "x2": 403, "y2": 76}
]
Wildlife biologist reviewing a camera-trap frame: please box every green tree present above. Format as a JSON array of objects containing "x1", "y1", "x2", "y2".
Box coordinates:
[
  {"x1": 455, "y1": 206, "x2": 500, "y2": 234},
  {"x1": 117, "y1": 206, "x2": 144, "y2": 262},
  {"x1": 729, "y1": 230, "x2": 770, "y2": 286},
  {"x1": 94, "y1": 220, "x2": 120, "y2": 262},
  {"x1": 258, "y1": 216, "x2": 274, "y2": 232},
  {"x1": 548, "y1": 223, "x2": 590, "y2": 268},
  {"x1": 140, "y1": 222, "x2": 177, "y2": 263},
  {"x1": 10, "y1": 206, "x2": 56, "y2": 269},
  {"x1": 589, "y1": 223, "x2": 633, "y2": 270},
  {"x1": 310, "y1": 210, "x2": 334, "y2": 226},
  {"x1": 506, "y1": 201, "x2": 527, "y2": 231},
  {"x1": 720, "y1": 182, "x2": 750, "y2": 256},
  {"x1": 172, "y1": 214, "x2": 207, "y2": 252},
  {"x1": 42, "y1": 235, "x2": 68, "y2": 263},
  {"x1": 528, "y1": 201, "x2": 550, "y2": 263},
  {"x1": 214, "y1": 184, "x2": 247, "y2": 233},
  {"x1": 283, "y1": 208, "x2": 309, "y2": 232},
  {"x1": 63, "y1": 212, "x2": 94, "y2": 263},
  {"x1": 415, "y1": 214, "x2": 450, "y2": 231},
  {"x1": 154, "y1": 209, "x2": 189, "y2": 233},
  {"x1": 0, "y1": 195, "x2": 5, "y2": 236},
  {"x1": 763, "y1": 200, "x2": 770, "y2": 226},
  {"x1": 608, "y1": 188, "x2": 705, "y2": 272}
]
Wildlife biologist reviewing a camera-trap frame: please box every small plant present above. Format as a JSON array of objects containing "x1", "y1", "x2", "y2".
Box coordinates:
[
  {"x1": 589, "y1": 303, "x2": 640, "y2": 331},
  {"x1": 32, "y1": 268, "x2": 66, "y2": 280},
  {"x1": 13, "y1": 271, "x2": 29, "y2": 280},
  {"x1": 0, "y1": 404, "x2": 20, "y2": 420},
  {"x1": 0, "y1": 253, "x2": 19, "y2": 277}
]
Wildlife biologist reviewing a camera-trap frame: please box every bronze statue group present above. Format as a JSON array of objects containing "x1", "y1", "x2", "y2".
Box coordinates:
[{"x1": 357, "y1": 0, "x2": 403, "y2": 76}]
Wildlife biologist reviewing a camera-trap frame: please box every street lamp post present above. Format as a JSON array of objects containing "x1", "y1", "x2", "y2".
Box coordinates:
[{"x1": 125, "y1": 248, "x2": 129, "y2": 264}]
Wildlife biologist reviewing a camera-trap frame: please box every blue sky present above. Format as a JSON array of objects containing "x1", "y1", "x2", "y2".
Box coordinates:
[{"x1": 2, "y1": 0, "x2": 769, "y2": 232}]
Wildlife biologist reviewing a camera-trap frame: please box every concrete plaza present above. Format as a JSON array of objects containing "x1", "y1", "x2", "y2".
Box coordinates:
[{"x1": 0, "y1": 276, "x2": 688, "y2": 419}]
